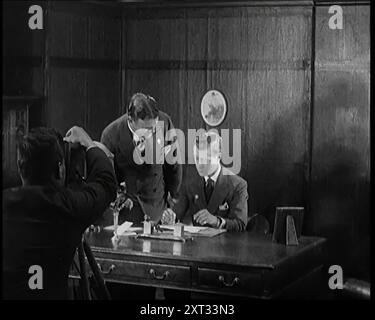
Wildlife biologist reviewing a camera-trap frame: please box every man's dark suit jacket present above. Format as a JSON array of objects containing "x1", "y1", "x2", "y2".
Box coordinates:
[
  {"x1": 174, "y1": 165, "x2": 248, "y2": 232},
  {"x1": 100, "y1": 111, "x2": 182, "y2": 225},
  {"x1": 2, "y1": 147, "x2": 117, "y2": 300}
]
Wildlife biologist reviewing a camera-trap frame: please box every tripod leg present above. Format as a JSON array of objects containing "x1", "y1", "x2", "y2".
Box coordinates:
[
  {"x1": 83, "y1": 240, "x2": 111, "y2": 300},
  {"x1": 77, "y1": 242, "x2": 91, "y2": 300}
]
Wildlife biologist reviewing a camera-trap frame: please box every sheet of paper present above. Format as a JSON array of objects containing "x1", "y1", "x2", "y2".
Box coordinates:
[
  {"x1": 117, "y1": 221, "x2": 132, "y2": 233},
  {"x1": 161, "y1": 225, "x2": 209, "y2": 234},
  {"x1": 104, "y1": 221, "x2": 142, "y2": 235},
  {"x1": 159, "y1": 225, "x2": 177, "y2": 231},
  {"x1": 111, "y1": 232, "x2": 137, "y2": 242},
  {"x1": 184, "y1": 226, "x2": 209, "y2": 233}
]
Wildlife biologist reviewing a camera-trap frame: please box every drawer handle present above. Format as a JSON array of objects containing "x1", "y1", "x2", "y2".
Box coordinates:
[
  {"x1": 218, "y1": 275, "x2": 240, "y2": 287},
  {"x1": 149, "y1": 268, "x2": 170, "y2": 280},
  {"x1": 97, "y1": 263, "x2": 116, "y2": 275}
]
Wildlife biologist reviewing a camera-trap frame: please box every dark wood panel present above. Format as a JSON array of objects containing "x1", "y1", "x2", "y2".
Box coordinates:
[
  {"x1": 310, "y1": 5, "x2": 370, "y2": 280},
  {"x1": 50, "y1": 1, "x2": 122, "y2": 19},
  {"x1": 50, "y1": 9, "x2": 122, "y2": 61},
  {"x1": 49, "y1": 10, "x2": 72, "y2": 58},
  {"x1": 3, "y1": 63, "x2": 44, "y2": 96},
  {"x1": 89, "y1": 16, "x2": 121, "y2": 60},
  {"x1": 2, "y1": 1, "x2": 45, "y2": 57},
  {"x1": 242, "y1": 70, "x2": 310, "y2": 164},
  {"x1": 314, "y1": 5, "x2": 370, "y2": 64},
  {"x1": 2, "y1": 1, "x2": 45, "y2": 95},
  {"x1": 48, "y1": 68, "x2": 87, "y2": 134},
  {"x1": 123, "y1": 6, "x2": 312, "y2": 221},
  {"x1": 87, "y1": 70, "x2": 121, "y2": 140},
  {"x1": 242, "y1": 7, "x2": 311, "y2": 62},
  {"x1": 125, "y1": 17, "x2": 186, "y2": 61},
  {"x1": 185, "y1": 71, "x2": 208, "y2": 133},
  {"x1": 71, "y1": 14, "x2": 89, "y2": 58},
  {"x1": 310, "y1": 70, "x2": 370, "y2": 279},
  {"x1": 246, "y1": 163, "x2": 306, "y2": 222},
  {"x1": 46, "y1": 3, "x2": 122, "y2": 138},
  {"x1": 207, "y1": 69, "x2": 310, "y2": 217},
  {"x1": 187, "y1": 12, "x2": 208, "y2": 60}
]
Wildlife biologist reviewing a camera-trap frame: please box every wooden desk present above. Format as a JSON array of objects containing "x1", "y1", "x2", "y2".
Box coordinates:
[{"x1": 72, "y1": 230, "x2": 325, "y2": 299}]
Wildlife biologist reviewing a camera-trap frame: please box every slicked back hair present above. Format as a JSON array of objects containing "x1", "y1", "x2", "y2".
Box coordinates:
[{"x1": 127, "y1": 93, "x2": 159, "y2": 121}]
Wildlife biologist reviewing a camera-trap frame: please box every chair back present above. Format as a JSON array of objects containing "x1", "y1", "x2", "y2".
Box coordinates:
[{"x1": 246, "y1": 214, "x2": 270, "y2": 235}]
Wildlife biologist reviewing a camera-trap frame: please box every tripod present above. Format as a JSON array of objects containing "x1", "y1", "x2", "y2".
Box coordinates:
[
  {"x1": 72, "y1": 234, "x2": 111, "y2": 300},
  {"x1": 64, "y1": 142, "x2": 111, "y2": 300}
]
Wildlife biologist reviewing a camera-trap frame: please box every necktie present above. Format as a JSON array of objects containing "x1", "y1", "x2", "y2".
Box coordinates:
[{"x1": 204, "y1": 178, "x2": 214, "y2": 203}]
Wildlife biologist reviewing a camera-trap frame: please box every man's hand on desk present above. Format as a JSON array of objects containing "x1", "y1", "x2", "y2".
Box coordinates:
[
  {"x1": 161, "y1": 208, "x2": 177, "y2": 225},
  {"x1": 194, "y1": 209, "x2": 220, "y2": 228}
]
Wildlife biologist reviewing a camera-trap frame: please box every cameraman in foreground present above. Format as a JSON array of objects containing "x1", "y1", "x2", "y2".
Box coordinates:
[{"x1": 3, "y1": 126, "x2": 117, "y2": 300}]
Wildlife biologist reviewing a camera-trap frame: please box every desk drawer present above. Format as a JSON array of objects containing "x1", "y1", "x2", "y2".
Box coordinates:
[
  {"x1": 96, "y1": 258, "x2": 191, "y2": 285},
  {"x1": 197, "y1": 267, "x2": 262, "y2": 295}
]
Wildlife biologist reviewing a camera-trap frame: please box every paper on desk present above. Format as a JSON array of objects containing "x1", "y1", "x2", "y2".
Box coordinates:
[
  {"x1": 184, "y1": 226, "x2": 209, "y2": 233},
  {"x1": 104, "y1": 222, "x2": 142, "y2": 234},
  {"x1": 111, "y1": 232, "x2": 137, "y2": 242},
  {"x1": 161, "y1": 225, "x2": 208, "y2": 234},
  {"x1": 117, "y1": 221, "x2": 133, "y2": 234}
]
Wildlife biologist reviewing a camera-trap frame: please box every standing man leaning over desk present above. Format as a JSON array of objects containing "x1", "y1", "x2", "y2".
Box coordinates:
[
  {"x1": 162, "y1": 130, "x2": 248, "y2": 232},
  {"x1": 101, "y1": 93, "x2": 182, "y2": 225}
]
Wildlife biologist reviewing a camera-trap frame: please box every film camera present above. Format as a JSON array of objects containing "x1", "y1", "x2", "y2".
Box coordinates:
[{"x1": 63, "y1": 141, "x2": 87, "y2": 188}]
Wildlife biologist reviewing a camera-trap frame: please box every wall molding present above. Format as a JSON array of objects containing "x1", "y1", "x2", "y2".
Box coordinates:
[
  {"x1": 124, "y1": 59, "x2": 311, "y2": 71},
  {"x1": 111, "y1": 0, "x2": 370, "y2": 10},
  {"x1": 4, "y1": 56, "x2": 120, "y2": 71}
]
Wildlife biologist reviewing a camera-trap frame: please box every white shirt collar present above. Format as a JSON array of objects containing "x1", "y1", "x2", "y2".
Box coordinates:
[
  {"x1": 204, "y1": 165, "x2": 221, "y2": 184},
  {"x1": 127, "y1": 120, "x2": 138, "y2": 141}
]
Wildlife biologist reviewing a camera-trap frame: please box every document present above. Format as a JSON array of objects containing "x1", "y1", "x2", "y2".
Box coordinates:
[
  {"x1": 184, "y1": 226, "x2": 209, "y2": 233},
  {"x1": 104, "y1": 222, "x2": 142, "y2": 235},
  {"x1": 161, "y1": 225, "x2": 209, "y2": 234}
]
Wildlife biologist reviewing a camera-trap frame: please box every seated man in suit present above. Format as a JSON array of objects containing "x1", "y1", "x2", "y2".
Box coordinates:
[
  {"x1": 3, "y1": 126, "x2": 117, "y2": 300},
  {"x1": 162, "y1": 130, "x2": 248, "y2": 232}
]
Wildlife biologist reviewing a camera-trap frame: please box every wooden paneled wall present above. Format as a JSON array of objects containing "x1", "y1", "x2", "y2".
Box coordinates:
[
  {"x1": 46, "y1": 2, "x2": 122, "y2": 140},
  {"x1": 123, "y1": 6, "x2": 312, "y2": 225},
  {"x1": 122, "y1": 3, "x2": 370, "y2": 279},
  {"x1": 310, "y1": 5, "x2": 370, "y2": 279},
  {"x1": 2, "y1": 1, "x2": 45, "y2": 96},
  {"x1": 3, "y1": 1, "x2": 370, "y2": 279},
  {"x1": 3, "y1": 1, "x2": 122, "y2": 140}
]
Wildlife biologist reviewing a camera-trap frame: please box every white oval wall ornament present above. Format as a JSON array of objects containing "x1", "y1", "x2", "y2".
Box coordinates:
[{"x1": 200, "y1": 90, "x2": 227, "y2": 127}]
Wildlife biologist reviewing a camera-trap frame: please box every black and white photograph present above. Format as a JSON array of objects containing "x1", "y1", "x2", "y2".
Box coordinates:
[{"x1": 2, "y1": 0, "x2": 371, "y2": 307}]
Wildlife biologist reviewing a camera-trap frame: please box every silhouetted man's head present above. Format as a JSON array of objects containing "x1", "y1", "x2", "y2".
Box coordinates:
[{"x1": 17, "y1": 127, "x2": 66, "y2": 186}]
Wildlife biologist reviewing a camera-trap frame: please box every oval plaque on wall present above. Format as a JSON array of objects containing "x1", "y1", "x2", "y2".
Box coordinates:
[{"x1": 200, "y1": 90, "x2": 227, "y2": 127}]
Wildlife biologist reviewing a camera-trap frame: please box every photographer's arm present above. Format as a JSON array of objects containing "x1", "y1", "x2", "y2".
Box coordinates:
[
  {"x1": 62, "y1": 147, "x2": 117, "y2": 226},
  {"x1": 60, "y1": 127, "x2": 117, "y2": 226}
]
